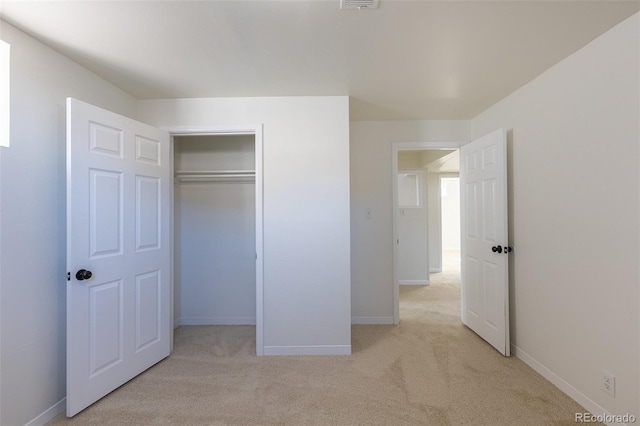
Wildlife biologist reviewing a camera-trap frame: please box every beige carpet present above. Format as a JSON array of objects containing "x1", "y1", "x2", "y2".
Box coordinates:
[{"x1": 49, "y1": 253, "x2": 594, "y2": 425}]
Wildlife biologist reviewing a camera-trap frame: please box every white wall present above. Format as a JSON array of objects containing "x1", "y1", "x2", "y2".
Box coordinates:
[
  {"x1": 397, "y1": 152, "x2": 429, "y2": 284},
  {"x1": 471, "y1": 12, "x2": 639, "y2": 419},
  {"x1": 426, "y1": 172, "x2": 442, "y2": 272},
  {"x1": 397, "y1": 169, "x2": 429, "y2": 284},
  {"x1": 0, "y1": 20, "x2": 137, "y2": 426},
  {"x1": 138, "y1": 97, "x2": 351, "y2": 355},
  {"x1": 397, "y1": 151, "x2": 422, "y2": 169},
  {"x1": 350, "y1": 121, "x2": 469, "y2": 324},
  {"x1": 440, "y1": 177, "x2": 460, "y2": 251},
  {"x1": 176, "y1": 182, "x2": 256, "y2": 325}
]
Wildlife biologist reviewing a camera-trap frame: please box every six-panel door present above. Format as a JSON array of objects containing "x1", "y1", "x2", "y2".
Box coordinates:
[
  {"x1": 66, "y1": 98, "x2": 171, "y2": 416},
  {"x1": 460, "y1": 128, "x2": 510, "y2": 356}
]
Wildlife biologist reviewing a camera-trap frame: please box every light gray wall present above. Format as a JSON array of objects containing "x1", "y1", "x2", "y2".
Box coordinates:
[
  {"x1": 138, "y1": 96, "x2": 351, "y2": 355},
  {"x1": 0, "y1": 20, "x2": 137, "y2": 426},
  {"x1": 350, "y1": 121, "x2": 469, "y2": 323},
  {"x1": 471, "y1": 12, "x2": 639, "y2": 418}
]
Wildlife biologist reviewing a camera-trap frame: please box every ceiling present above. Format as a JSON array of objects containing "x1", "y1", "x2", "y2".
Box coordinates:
[{"x1": 1, "y1": 1, "x2": 638, "y2": 121}]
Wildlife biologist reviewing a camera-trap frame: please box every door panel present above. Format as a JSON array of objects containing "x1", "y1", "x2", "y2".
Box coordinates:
[
  {"x1": 460, "y1": 128, "x2": 510, "y2": 356},
  {"x1": 136, "y1": 175, "x2": 161, "y2": 250},
  {"x1": 465, "y1": 256, "x2": 480, "y2": 317},
  {"x1": 67, "y1": 98, "x2": 171, "y2": 416},
  {"x1": 90, "y1": 169, "x2": 123, "y2": 258},
  {"x1": 89, "y1": 279, "x2": 123, "y2": 376},
  {"x1": 135, "y1": 270, "x2": 162, "y2": 351}
]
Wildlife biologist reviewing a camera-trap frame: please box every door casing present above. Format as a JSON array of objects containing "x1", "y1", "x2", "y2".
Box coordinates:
[{"x1": 163, "y1": 125, "x2": 264, "y2": 356}]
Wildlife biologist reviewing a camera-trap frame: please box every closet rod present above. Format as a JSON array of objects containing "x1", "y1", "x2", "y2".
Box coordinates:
[
  {"x1": 175, "y1": 169, "x2": 255, "y2": 177},
  {"x1": 174, "y1": 170, "x2": 255, "y2": 184}
]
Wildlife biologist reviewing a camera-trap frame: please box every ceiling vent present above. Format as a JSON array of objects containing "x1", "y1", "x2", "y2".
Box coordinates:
[{"x1": 340, "y1": 0, "x2": 379, "y2": 10}]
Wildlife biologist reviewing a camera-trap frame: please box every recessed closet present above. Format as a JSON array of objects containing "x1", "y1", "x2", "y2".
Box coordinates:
[{"x1": 173, "y1": 134, "x2": 256, "y2": 327}]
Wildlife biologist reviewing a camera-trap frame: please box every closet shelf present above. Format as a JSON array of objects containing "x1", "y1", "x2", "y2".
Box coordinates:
[{"x1": 175, "y1": 170, "x2": 255, "y2": 183}]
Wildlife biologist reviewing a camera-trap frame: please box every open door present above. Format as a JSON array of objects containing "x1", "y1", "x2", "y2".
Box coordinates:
[
  {"x1": 66, "y1": 98, "x2": 171, "y2": 416},
  {"x1": 460, "y1": 128, "x2": 510, "y2": 356}
]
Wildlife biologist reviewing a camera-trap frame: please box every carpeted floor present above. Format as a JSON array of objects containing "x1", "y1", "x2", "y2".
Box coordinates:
[{"x1": 49, "y1": 252, "x2": 595, "y2": 425}]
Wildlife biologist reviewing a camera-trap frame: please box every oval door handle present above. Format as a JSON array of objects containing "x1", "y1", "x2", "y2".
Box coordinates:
[
  {"x1": 491, "y1": 245, "x2": 503, "y2": 253},
  {"x1": 76, "y1": 269, "x2": 93, "y2": 281}
]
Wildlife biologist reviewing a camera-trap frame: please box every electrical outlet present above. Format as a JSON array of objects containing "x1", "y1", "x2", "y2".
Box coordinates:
[{"x1": 602, "y1": 371, "x2": 615, "y2": 397}]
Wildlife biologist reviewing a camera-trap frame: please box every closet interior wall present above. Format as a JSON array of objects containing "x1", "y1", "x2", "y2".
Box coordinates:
[{"x1": 174, "y1": 135, "x2": 256, "y2": 326}]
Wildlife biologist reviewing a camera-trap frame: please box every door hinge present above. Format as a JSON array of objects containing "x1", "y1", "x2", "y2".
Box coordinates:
[{"x1": 67, "y1": 272, "x2": 71, "y2": 281}]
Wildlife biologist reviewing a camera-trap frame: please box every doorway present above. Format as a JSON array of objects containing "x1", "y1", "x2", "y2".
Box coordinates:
[
  {"x1": 438, "y1": 175, "x2": 461, "y2": 279},
  {"x1": 391, "y1": 141, "x2": 463, "y2": 324},
  {"x1": 398, "y1": 153, "x2": 461, "y2": 323},
  {"x1": 404, "y1": 175, "x2": 461, "y2": 323},
  {"x1": 168, "y1": 126, "x2": 264, "y2": 356},
  {"x1": 393, "y1": 130, "x2": 510, "y2": 354}
]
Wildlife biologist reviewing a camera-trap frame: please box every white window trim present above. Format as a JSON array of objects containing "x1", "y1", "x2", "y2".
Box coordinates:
[{"x1": 1, "y1": 39, "x2": 10, "y2": 148}]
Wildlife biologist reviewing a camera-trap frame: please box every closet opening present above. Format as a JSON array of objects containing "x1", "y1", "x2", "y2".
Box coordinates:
[{"x1": 171, "y1": 129, "x2": 263, "y2": 355}]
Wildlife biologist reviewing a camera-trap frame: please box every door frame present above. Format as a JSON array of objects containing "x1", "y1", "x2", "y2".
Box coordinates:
[
  {"x1": 163, "y1": 125, "x2": 265, "y2": 356},
  {"x1": 391, "y1": 141, "x2": 463, "y2": 324}
]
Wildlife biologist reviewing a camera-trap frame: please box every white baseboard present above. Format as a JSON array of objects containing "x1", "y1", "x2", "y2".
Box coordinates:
[
  {"x1": 263, "y1": 345, "x2": 351, "y2": 356},
  {"x1": 351, "y1": 316, "x2": 394, "y2": 325},
  {"x1": 25, "y1": 398, "x2": 65, "y2": 426},
  {"x1": 399, "y1": 280, "x2": 430, "y2": 285},
  {"x1": 179, "y1": 317, "x2": 256, "y2": 326},
  {"x1": 512, "y1": 344, "x2": 626, "y2": 426}
]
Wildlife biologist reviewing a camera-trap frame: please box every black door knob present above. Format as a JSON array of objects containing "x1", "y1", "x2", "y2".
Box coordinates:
[
  {"x1": 76, "y1": 269, "x2": 93, "y2": 281},
  {"x1": 492, "y1": 245, "x2": 503, "y2": 253}
]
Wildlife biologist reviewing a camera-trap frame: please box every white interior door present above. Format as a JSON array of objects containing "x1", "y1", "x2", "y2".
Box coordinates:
[
  {"x1": 460, "y1": 128, "x2": 510, "y2": 356},
  {"x1": 66, "y1": 98, "x2": 171, "y2": 416}
]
